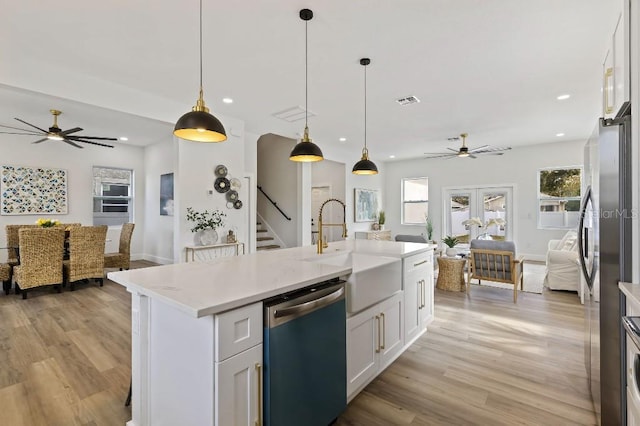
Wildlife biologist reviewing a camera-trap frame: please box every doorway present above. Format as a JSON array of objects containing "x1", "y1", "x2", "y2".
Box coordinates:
[
  {"x1": 443, "y1": 185, "x2": 515, "y2": 243},
  {"x1": 311, "y1": 185, "x2": 341, "y2": 244}
]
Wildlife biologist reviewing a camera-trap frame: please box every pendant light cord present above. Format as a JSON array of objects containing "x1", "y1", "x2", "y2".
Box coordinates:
[
  {"x1": 199, "y1": 0, "x2": 203, "y2": 91},
  {"x1": 305, "y1": 18, "x2": 308, "y2": 128},
  {"x1": 364, "y1": 63, "x2": 367, "y2": 150}
]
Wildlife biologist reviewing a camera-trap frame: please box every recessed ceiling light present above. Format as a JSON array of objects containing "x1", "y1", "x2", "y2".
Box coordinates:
[
  {"x1": 556, "y1": 94, "x2": 570, "y2": 100},
  {"x1": 556, "y1": 133, "x2": 565, "y2": 137},
  {"x1": 119, "y1": 136, "x2": 128, "y2": 141},
  {"x1": 389, "y1": 155, "x2": 395, "y2": 159},
  {"x1": 339, "y1": 137, "x2": 346, "y2": 142},
  {"x1": 222, "y1": 98, "x2": 233, "y2": 104}
]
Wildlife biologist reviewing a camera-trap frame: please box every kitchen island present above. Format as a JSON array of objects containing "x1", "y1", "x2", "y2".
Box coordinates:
[{"x1": 109, "y1": 240, "x2": 435, "y2": 426}]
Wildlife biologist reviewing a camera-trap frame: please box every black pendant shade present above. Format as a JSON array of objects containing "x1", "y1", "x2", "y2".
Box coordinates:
[
  {"x1": 290, "y1": 8, "x2": 324, "y2": 162},
  {"x1": 173, "y1": 0, "x2": 227, "y2": 143},
  {"x1": 352, "y1": 148, "x2": 378, "y2": 175},
  {"x1": 352, "y1": 57, "x2": 378, "y2": 175}
]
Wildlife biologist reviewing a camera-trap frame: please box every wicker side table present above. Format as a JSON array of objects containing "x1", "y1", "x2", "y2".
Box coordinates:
[{"x1": 436, "y1": 257, "x2": 467, "y2": 292}]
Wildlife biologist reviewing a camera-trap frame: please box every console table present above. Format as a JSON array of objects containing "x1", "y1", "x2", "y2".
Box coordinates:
[
  {"x1": 354, "y1": 230, "x2": 392, "y2": 241},
  {"x1": 185, "y1": 242, "x2": 245, "y2": 262}
]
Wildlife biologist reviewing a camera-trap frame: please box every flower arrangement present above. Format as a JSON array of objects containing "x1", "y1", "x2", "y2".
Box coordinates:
[
  {"x1": 36, "y1": 218, "x2": 60, "y2": 228},
  {"x1": 185, "y1": 207, "x2": 226, "y2": 233},
  {"x1": 462, "y1": 217, "x2": 506, "y2": 229}
]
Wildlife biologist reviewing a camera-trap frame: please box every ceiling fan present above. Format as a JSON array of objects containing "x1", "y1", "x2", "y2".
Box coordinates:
[
  {"x1": 0, "y1": 109, "x2": 117, "y2": 148},
  {"x1": 424, "y1": 133, "x2": 511, "y2": 159}
]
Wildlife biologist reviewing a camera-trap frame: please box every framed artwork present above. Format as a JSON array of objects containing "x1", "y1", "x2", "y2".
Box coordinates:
[
  {"x1": 1, "y1": 165, "x2": 68, "y2": 215},
  {"x1": 160, "y1": 173, "x2": 174, "y2": 216},
  {"x1": 354, "y1": 188, "x2": 380, "y2": 222}
]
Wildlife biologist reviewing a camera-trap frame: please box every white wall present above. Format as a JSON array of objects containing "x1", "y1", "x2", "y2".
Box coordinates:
[
  {"x1": 384, "y1": 139, "x2": 585, "y2": 258},
  {"x1": 256, "y1": 134, "x2": 299, "y2": 247},
  {"x1": 175, "y1": 116, "x2": 247, "y2": 263},
  {"x1": 0, "y1": 135, "x2": 146, "y2": 260},
  {"x1": 143, "y1": 136, "x2": 176, "y2": 264}
]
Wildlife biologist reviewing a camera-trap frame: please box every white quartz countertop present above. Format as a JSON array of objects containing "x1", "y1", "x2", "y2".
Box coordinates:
[
  {"x1": 620, "y1": 282, "x2": 640, "y2": 307},
  {"x1": 108, "y1": 240, "x2": 433, "y2": 318}
]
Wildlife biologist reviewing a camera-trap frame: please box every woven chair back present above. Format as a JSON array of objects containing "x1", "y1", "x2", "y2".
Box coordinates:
[
  {"x1": 67, "y1": 225, "x2": 108, "y2": 282},
  {"x1": 17, "y1": 227, "x2": 65, "y2": 288},
  {"x1": 119, "y1": 223, "x2": 135, "y2": 255},
  {"x1": 5, "y1": 224, "x2": 39, "y2": 264}
]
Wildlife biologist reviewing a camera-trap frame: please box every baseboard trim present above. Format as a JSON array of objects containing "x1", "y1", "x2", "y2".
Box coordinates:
[
  {"x1": 138, "y1": 254, "x2": 173, "y2": 265},
  {"x1": 522, "y1": 253, "x2": 546, "y2": 263}
]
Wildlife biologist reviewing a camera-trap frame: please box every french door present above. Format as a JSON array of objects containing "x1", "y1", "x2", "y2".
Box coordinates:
[{"x1": 442, "y1": 185, "x2": 514, "y2": 244}]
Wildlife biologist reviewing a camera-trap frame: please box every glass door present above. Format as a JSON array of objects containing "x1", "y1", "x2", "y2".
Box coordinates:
[{"x1": 444, "y1": 185, "x2": 514, "y2": 244}]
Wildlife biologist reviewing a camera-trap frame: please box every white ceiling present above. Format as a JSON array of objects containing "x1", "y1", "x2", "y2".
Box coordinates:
[{"x1": 0, "y1": 0, "x2": 616, "y2": 159}]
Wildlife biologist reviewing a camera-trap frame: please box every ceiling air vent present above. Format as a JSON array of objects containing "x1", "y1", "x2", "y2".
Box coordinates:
[
  {"x1": 272, "y1": 106, "x2": 316, "y2": 122},
  {"x1": 396, "y1": 96, "x2": 420, "y2": 106}
]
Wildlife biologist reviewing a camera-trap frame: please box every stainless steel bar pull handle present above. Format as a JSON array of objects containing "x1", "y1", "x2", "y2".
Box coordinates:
[
  {"x1": 417, "y1": 280, "x2": 422, "y2": 310},
  {"x1": 380, "y1": 312, "x2": 386, "y2": 350},
  {"x1": 414, "y1": 259, "x2": 428, "y2": 267},
  {"x1": 420, "y1": 279, "x2": 426, "y2": 308},
  {"x1": 255, "y1": 363, "x2": 262, "y2": 426},
  {"x1": 274, "y1": 287, "x2": 344, "y2": 319}
]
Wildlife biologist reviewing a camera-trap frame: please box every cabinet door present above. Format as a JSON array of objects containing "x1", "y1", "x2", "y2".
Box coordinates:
[
  {"x1": 421, "y1": 266, "x2": 435, "y2": 328},
  {"x1": 346, "y1": 305, "x2": 379, "y2": 399},
  {"x1": 403, "y1": 266, "x2": 422, "y2": 344},
  {"x1": 379, "y1": 292, "x2": 404, "y2": 369},
  {"x1": 215, "y1": 344, "x2": 263, "y2": 426}
]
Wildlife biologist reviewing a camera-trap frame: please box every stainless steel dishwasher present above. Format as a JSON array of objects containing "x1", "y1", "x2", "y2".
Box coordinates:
[{"x1": 263, "y1": 279, "x2": 347, "y2": 426}]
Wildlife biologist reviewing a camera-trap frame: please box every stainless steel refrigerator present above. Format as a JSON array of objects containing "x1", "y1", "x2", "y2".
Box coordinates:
[{"x1": 579, "y1": 101, "x2": 632, "y2": 425}]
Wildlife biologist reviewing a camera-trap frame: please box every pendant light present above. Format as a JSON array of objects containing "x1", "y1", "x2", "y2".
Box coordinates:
[
  {"x1": 174, "y1": 0, "x2": 227, "y2": 143},
  {"x1": 352, "y1": 58, "x2": 378, "y2": 175},
  {"x1": 289, "y1": 9, "x2": 324, "y2": 162}
]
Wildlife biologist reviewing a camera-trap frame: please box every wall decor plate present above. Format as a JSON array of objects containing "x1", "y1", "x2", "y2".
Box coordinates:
[
  {"x1": 226, "y1": 190, "x2": 239, "y2": 202},
  {"x1": 214, "y1": 177, "x2": 230, "y2": 193},
  {"x1": 233, "y1": 200, "x2": 243, "y2": 209},
  {"x1": 214, "y1": 165, "x2": 228, "y2": 177},
  {"x1": 230, "y1": 178, "x2": 242, "y2": 190}
]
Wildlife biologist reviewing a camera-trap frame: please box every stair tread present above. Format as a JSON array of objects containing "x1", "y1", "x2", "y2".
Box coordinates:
[
  {"x1": 257, "y1": 237, "x2": 274, "y2": 241},
  {"x1": 257, "y1": 229, "x2": 268, "y2": 233},
  {"x1": 257, "y1": 244, "x2": 280, "y2": 250}
]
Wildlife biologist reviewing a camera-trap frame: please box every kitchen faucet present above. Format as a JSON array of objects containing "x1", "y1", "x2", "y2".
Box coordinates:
[{"x1": 317, "y1": 198, "x2": 347, "y2": 254}]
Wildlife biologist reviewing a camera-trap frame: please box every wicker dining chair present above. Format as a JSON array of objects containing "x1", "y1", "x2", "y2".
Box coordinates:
[
  {"x1": 0, "y1": 262, "x2": 11, "y2": 295},
  {"x1": 63, "y1": 225, "x2": 108, "y2": 291},
  {"x1": 13, "y1": 227, "x2": 65, "y2": 299},
  {"x1": 5, "y1": 224, "x2": 39, "y2": 281},
  {"x1": 104, "y1": 223, "x2": 135, "y2": 270}
]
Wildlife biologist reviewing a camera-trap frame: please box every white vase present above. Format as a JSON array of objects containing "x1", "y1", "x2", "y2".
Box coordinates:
[
  {"x1": 446, "y1": 247, "x2": 458, "y2": 257},
  {"x1": 195, "y1": 229, "x2": 219, "y2": 246}
]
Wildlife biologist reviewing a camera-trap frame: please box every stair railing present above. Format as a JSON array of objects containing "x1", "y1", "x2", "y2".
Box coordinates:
[{"x1": 257, "y1": 186, "x2": 292, "y2": 221}]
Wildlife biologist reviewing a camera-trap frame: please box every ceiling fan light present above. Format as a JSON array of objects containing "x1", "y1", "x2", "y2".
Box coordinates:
[{"x1": 47, "y1": 134, "x2": 63, "y2": 141}]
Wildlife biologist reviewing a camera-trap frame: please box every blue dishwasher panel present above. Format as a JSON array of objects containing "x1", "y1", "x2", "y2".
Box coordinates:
[{"x1": 264, "y1": 297, "x2": 346, "y2": 426}]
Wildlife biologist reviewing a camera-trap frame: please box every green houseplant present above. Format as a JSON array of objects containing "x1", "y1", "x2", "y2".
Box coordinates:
[
  {"x1": 442, "y1": 235, "x2": 459, "y2": 257},
  {"x1": 425, "y1": 215, "x2": 434, "y2": 242},
  {"x1": 186, "y1": 207, "x2": 227, "y2": 245},
  {"x1": 378, "y1": 210, "x2": 386, "y2": 230}
]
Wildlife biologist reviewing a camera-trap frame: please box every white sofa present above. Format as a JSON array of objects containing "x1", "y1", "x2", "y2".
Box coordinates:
[{"x1": 544, "y1": 230, "x2": 580, "y2": 291}]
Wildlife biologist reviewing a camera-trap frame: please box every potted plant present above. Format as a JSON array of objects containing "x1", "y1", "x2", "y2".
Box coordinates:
[
  {"x1": 186, "y1": 207, "x2": 227, "y2": 246},
  {"x1": 425, "y1": 215, "x2": 434, "y2": 243},
  {"x1": 377, "y1": 210, "x2": 386, "y2": 230},
  {"x1": 442, "y1": 235, "x2": 459, "y2": 257}
]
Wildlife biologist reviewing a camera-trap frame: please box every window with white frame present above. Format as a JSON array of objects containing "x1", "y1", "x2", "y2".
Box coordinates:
[
  {"x1": 537, "y1": 166, "x2": 582, "y2": 229},
  {"x1": 93, "y1": 166, "x2": 133, "y2": 226},
  {"x1": 402, "y1": 177, "x2": 428, "y2": 224}
]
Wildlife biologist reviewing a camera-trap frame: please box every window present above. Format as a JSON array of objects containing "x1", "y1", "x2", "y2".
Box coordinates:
[
  {"x1": 537, "y1": 167, "x2": 582, "y2": 229},
  {"x1": 402, "y1": 177, "x2": 428, "y2": 224},
  {"x1": 93, "y1": 166, "x2": 133, "y2": 226}
]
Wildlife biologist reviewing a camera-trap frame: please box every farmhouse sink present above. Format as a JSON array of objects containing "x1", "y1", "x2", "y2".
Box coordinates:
[{"x1": 303, "y1": 251, "x2": 401, "y2": 313}]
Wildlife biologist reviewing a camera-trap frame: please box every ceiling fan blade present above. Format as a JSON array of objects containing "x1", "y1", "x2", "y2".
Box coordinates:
[
  {"x1": 469, "y1": 154, "x2": 478, "y2": 159},
  {"x1": 14, "y1": 118, "x2": 48, "y2": 133},
  {"x1": 61, "y1": 127, "x2": 83, "y2": 135},
  {"x1": 72, "y1": 138, "x2": 114, "y2": 148},
  {"x1": 0, "y1": 131, "x2": 43, "y2": 136},
  {"x1": 468, "y1": 145, "x2": 489, "y2": 153},
  {"x1": 446, "y1": 147, "x2": 459, "y2": 153},
  {"x1": 67, "y1": 135, "x2": 118, "y2": 141},
  {"x1": 62, "y1": 139, "x2": 84, "y2": 149},
  {"x1": 424, "y1": 153, "x2": 456, "y2": 159},
  {"x1": 32, "y1": 138, "x2": 49, "y2": 144},
  {"x1": 0, "y1": 123, "x2": 42, "y2": 133}
]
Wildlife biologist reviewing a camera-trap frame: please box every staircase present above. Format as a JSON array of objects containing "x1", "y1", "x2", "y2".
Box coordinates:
[{"x1": 256, "y1": 222, "x2": 281, "y2": 251}]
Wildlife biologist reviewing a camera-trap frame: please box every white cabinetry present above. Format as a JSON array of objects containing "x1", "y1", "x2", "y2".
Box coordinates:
[
  {"x1": 603, "y1": 0, "x2": 630, "y2": 118},
  {"x1": 346, "y1": 291, "x2": 403, "y2": 399},
  {"x1": 214, "y1": 302, "x2": 263, "y2": 426},
  {"x1": 403, "y1": 251, "x2": 434, "y2": 346}
]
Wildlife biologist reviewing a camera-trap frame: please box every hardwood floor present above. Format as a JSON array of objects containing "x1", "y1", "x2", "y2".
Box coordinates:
[
  {"x1": 338, "y1": 285, "x2": 595, "y2": 425},
  {"x1": 0, "y1": 261, "x2": 594, "y2": 425}
]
